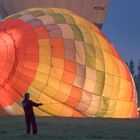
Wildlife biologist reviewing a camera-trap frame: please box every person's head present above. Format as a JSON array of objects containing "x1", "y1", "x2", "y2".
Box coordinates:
[{"x1": 24, "y1": 93, "x2": 30, "y2": 100}]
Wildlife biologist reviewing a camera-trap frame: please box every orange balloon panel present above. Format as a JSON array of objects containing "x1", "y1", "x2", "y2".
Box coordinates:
[{"x1": 0, "y1": 8, "x2": 137, "y2": 118}]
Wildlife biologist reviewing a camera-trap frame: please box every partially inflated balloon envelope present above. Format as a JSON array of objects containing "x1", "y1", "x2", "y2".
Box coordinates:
[{"x1": 0, "y1": 8, "x2": 137, "y2": 118}]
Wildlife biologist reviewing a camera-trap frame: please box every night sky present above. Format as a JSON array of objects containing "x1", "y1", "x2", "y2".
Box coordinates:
[{"x1": 103, "y1": 0, "x2": 140, "y2": 65}]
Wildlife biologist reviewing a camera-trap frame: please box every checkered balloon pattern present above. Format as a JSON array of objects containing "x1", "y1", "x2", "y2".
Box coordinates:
[{"x1": 0, "y1": 8, "x2": 137, "y2": 118}]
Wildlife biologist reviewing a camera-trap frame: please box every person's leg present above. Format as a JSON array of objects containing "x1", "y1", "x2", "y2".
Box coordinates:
[
  {"x1": 25, "y1": 116, "x2": 31, "y2": 134},
  {"x1": 31, "y1": 116, "x2": 37, "y2": 134}
]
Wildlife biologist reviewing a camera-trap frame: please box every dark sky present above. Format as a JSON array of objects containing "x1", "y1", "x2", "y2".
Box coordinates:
[{"x1": 102, "y1": 0, "x2": 140, "y2": 65}]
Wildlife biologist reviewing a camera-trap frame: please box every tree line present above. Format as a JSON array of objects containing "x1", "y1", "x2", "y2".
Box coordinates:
[{"x1": 126, "y1": 60, "x2": 140, "y2": 106}]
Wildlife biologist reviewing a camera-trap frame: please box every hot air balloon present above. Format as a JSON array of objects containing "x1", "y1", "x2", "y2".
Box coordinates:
[
  {"x1": 0, "y1": 8, "x2": 137, "y2": 118},
  {"x1": 0, "y1": 0, "x2": 109, "y2": 28}
]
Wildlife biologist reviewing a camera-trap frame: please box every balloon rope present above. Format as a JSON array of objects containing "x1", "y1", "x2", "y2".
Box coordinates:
[
  {"x1": 42, "y1": 99, "x2": 92, "y2": 106},
  {"x1": 40, "y1": 97, "x2": 136, "y2": 106}
]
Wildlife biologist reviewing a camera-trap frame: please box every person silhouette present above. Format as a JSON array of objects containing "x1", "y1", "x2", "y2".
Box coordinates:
[{"x1": 22, "y1": 92, "x2": 43, "y2": 135}]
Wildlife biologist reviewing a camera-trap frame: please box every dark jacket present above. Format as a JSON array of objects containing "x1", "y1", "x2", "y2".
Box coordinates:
[{"x1": 22, "y1": 99, "x2": 41, "y2": 117}]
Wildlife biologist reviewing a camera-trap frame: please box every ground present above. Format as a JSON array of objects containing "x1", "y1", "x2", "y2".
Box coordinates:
[{"x1": 0, "y1": 116, "x2": 140, "y2": 140}]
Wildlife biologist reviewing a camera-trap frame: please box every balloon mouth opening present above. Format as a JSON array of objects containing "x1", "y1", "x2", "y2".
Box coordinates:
[{"x1": 0, "y1": 31, "x2": 16, "y2": 87}]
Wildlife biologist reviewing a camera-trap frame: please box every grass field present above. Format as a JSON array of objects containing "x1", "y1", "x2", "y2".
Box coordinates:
[{"x1": 0, "y1": 116, "x2": 140, "y2": 140}]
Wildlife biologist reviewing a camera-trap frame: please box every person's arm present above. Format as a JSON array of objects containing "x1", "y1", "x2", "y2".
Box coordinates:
[{"x1": 29, "y1": 100, "x2": 43, "y2": 107}]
